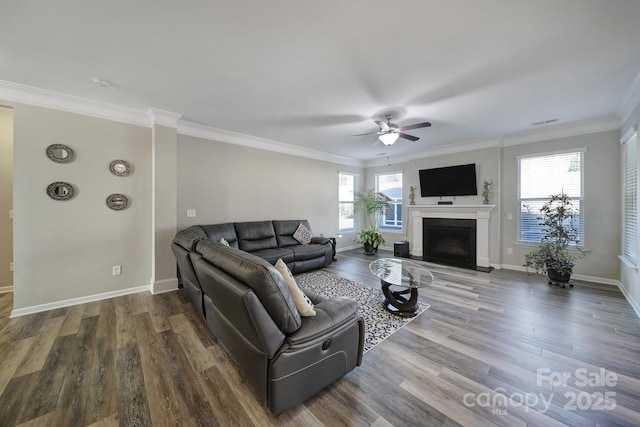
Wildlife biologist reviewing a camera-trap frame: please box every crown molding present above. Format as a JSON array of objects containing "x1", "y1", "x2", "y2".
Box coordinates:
[
  {"x1": 148, "y1": 108, "x2": 182, "y2": 128},
  {"x1": 364, "y1": 137, "x2": 501, "y2": 168},
  {"x1": 177, "y1": 120, "x2": 364, "y2": 167},
  {"x1": 501, "y1": 116, "x2": 621, "y2": 147},
  {"x1": 619, "y1": 69, "x2": 640, "y2": 123},
  {"x1": 0, "y1": 80, "x2": 150, "y2": 127}
]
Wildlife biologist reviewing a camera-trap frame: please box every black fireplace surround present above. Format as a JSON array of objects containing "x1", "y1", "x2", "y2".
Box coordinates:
[{"x1": 423, "y1": 218, "x2": 477, "y2": 270}]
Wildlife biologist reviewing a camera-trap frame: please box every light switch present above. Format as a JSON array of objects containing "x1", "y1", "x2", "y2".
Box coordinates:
[
  {"x1": 507, "y1": 212, "x2": 513, "y2": 220},
  {"x1": 187, "y1": 209, "x2": 196, "y2": 218}
]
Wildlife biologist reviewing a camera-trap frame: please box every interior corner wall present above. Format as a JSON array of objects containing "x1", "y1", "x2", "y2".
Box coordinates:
[
  {"x1": 0, "y1": 107, "x2": 13, "y2": 289},
  {"x1": 176, "y1": 134, "x2": 363, "y2": 250},
  {"x1": 10, "y1": 102, "x2": 153, "y2": 311},
  {"x1": 501, "y1": 129, "x2": 621, "y2": 281}
]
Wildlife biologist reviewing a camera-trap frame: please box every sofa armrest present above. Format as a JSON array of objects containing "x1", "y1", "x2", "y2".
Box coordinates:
[
  {"x1": 310, "y1": 236, "x2": 329, "y2": 245},
  {"x1": 286, "y1": 297, "x2": 360, "y2": 346}
]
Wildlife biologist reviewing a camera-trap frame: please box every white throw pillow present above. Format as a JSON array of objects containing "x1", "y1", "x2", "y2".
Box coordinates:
[
  {"x1": 292, "y1": 223, "x2": 312, "y2": 245},
  {"x1": 219, "y1": 237, "x2": 230, "y2": 246},
  {"x1": 275, "y1": 259, "x2": 316, "y2": 317}
]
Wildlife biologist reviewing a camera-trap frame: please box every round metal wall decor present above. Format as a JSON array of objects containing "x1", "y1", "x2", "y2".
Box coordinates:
[
  {"x1": 109, "y1": 159, "x2": 132, "y2": 176},
  {"x1": 106, "y1": 193, "x2": 129, "y2": 210},
  {"x1": 46, "y1": 182, "x2": 75, "y2": 201},
  {"x1": 46, "y1": 144, "x2": 75, "y2": 163}
]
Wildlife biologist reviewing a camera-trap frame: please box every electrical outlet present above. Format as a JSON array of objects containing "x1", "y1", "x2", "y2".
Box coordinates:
[
  {"x1": 112, "y1": 265, "x2": 122, "y2": 276},
  {"x1": 507, "y1": 247, "x2": 513, "y2": 255}
]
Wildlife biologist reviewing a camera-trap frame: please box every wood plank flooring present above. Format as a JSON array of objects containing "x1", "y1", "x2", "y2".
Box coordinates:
[{"x1": 1, "y1": 249, "x2": 639, "y2": 426}]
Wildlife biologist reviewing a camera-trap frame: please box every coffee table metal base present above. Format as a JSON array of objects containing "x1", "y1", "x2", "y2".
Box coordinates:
[{"x1": 380, "y1": 280, "x2": 419, "y2": 318}]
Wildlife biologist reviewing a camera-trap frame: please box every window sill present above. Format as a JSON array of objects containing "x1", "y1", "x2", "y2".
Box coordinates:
[{"x1": 619, "y1": 255, "x2": 638, "y2": 270}]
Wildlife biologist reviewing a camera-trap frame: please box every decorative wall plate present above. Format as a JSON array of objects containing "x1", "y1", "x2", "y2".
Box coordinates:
[
  {"x1": 109, "y1": 160, "x2": 132, "y2": 176},
  {"x1": 47, "y1": 182, "x2": 75, "y2": 201},
  {"x1": 46, "y1": 144, "x2": 75, "y2": 163},
  {"x1": 106, "y1": 193, "x2": 129, "y2": 210}
]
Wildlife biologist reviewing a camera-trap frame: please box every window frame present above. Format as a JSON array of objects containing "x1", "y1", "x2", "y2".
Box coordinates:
[
  {"x1": 338, "y1": 171, "x2": 357, "y2": 232},
  {"x1": 375, "y1": 171, "x2": 403, "y2": 231},
  {"x1": 516, "y1": 148, "x2": 586, "y2": 247},
  {"x1": 621, "y1": 130, "x2": 638, "y2": 268}
]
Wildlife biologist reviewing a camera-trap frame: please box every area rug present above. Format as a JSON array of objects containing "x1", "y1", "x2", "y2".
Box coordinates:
[{"x1": 295, "y1": 270, "x2": 429, "y2": 353}]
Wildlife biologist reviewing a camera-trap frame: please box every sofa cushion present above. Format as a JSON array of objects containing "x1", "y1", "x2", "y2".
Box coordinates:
[
  {"x1": 275, "y1": 259, "x2": 315, "y2": 317},
  {"x1": 195, "y1": 240, "x2": 301, "y2": 334},
  {"x1": 251, "y1": 247, "x2": 294, "y2": 266},
  {"x1": 273, "y1": 220, "x2": 312, "y2": 248},
  {"x1": 291, "y1": 244, "x2": 327, "y2": 261},
  {"x1": 235, "y1": 221, "x2": 279, "y2": 252},
  {"x1": 173, "y1": 225, "x2": 207, "y2": 251},
  {"x1": 200, "y1": 223, "x2": 239, "y2": 249}
]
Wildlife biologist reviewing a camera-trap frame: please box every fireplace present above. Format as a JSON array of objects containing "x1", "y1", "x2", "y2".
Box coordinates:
[{"x1": 423, "y1": 218, "x2": 477, "y2": 270}]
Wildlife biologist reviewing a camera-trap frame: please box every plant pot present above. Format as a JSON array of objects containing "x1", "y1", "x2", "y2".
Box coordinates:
[
  {"x1": 363, "y1": 242, "x2": 378, "y2": 255},
  {"x1": 547, "y1": 267, "x2": 572, "y2": 287}
]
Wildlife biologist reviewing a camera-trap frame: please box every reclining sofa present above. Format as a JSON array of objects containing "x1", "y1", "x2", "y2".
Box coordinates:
[
  {"x1": 171, "y1": 220, "x2": 364, "y2": 414},
  {"x1": 172, "y1": 220, "x2": 333, "y2": 318}
]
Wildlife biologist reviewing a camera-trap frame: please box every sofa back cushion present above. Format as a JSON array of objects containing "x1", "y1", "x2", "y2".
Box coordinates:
[
  {"x1": 199, "y1": 223, "x2": 239, "y2": 249},
  {"x1": 173, "y1": 225, "x2": 207, "y2": 251},
  {"x1": 234, "y1": 221, "x2": 278, "y2": 252},
  {"x1": 273, "y1": 220, "x2": 312, "y2": 248},
  {"x1": 195, "y1": 239, "x2": 302, "y2": 334}
]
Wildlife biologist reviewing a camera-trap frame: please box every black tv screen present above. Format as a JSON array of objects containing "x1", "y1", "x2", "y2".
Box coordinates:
[{"x1": 419, "y1": 164, "x2": 478, "y2": 197}]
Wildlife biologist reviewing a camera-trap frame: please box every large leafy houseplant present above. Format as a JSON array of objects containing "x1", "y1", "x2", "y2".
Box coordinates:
[
  {"x1": 524, "y1": 193, "x2": 590, "y2": 286},
  {"x1": 354, "y1": 190, "x2": 391, "y2": 255}
]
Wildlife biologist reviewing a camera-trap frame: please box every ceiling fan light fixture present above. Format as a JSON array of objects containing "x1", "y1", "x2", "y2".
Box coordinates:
[{"x1": 379, "y1": 133, "x2": 399, "y2": 145}]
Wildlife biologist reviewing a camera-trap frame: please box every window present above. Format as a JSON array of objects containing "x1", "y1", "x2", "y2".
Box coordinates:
[
  {"x1": 622, "y1": 131, "x2": 637, "y2": 265},
  {"x1": 376, "y1": 172, "x2": 403, "y2": 230},
  {"x1": 518, "y1": 149, "x2": 585, "y2": 244},
  {"x1": 339, "y1": 172, "x2": 356, "y2": 231}
]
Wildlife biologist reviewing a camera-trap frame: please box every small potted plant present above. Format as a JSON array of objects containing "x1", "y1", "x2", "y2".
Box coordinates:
[
  {"x1": 354, "y1": 190, "x2": 391, "y2": 255},
  {"x1": 524, "y1": 193, "x2": 590, "y2": 287},
  {"x1": 356, "y1": 228, "x2": 386, "y2": 255}
]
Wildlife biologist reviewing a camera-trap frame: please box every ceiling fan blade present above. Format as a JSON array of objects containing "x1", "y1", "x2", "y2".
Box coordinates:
[
  {"x1": 375, "y1": 120, "x2": 390, "y2": 131},
  {"x1": 352, "y1": 131, "x2": 379, "y2": 136},
  {"x1": 398, "y1": 132, "x2": 419, "y2": 141},
  {"x1": 398, "y1": 121, "x2": 432, "y2": 131}
]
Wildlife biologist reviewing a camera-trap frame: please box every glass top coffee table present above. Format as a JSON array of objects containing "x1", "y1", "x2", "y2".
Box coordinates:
[{"x1": 369, "y1": 258, "x2": 434, "y2": 317}]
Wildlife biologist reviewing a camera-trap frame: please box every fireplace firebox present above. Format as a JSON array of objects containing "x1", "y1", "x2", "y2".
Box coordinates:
[{"x1": 423, "y1": 218, "x2": 476, "y2": 269}]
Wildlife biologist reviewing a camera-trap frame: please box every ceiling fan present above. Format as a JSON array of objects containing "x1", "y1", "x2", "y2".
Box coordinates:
[{"x1": 355, "y1": 114, "x2": 432, "y2": 145}]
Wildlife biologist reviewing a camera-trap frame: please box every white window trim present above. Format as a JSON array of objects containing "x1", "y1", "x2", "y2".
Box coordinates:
[
  {"x1": 338, "y1": 171, "x2": 358, "y2": 232},
  {"x1": 375, "y1": 171, "x2": 404, "y2": 232},
  {"x1": 516, "y1": 148, "x2": 586, "y2": 246},
  {"x1": 620, "y1": 128, "x2": 638, "y2": 268}
]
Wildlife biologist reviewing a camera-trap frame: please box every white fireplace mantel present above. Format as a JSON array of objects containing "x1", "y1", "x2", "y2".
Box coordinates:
[{"x1": 408, "y1": 204, "x2": 495, "y2": 268}]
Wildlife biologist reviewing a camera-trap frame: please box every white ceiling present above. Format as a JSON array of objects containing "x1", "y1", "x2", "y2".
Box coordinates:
[{"x1": 2, "y1": 0, "x2": 640, "y2": 162}]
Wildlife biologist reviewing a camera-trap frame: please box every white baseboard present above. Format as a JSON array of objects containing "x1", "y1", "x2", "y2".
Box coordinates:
[
  {"x1": 500, "y1": 263, "x2": 619, "y2": 286},
  {"x1": 10, "y1": 284, "x2": 150, "y2": 318},
  {"x1": 336, "y1": 244, "x2": 361, "y2": 253},
  {"x1": 152, "y1": 278, "x2": 179, "y2": 294},
  {"x1": 0, "y1": 285, "x2": 14, "y2": 294},
  {"x1": 617, "y1": 282, "x2": 640, "y2": 319}
]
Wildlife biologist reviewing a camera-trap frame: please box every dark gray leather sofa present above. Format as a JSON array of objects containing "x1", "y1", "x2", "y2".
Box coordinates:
[
  {"x1": 192, "y1": 240, "x2": 364, "y2": 414},
  {"x1": 172, "y1": 220, "x2": 333, "y2": 318}
]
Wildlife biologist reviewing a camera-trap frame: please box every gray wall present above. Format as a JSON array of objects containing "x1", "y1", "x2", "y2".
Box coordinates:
[
  {"x1": 501, "y1": 130, "x2": 621, "y2": 280},
  {"x1": 0, "y1": 107, "x2": 12, "y2": 289},
  {"x1": 177, "y1": 134, "x2": 364, "y2": 250},
  {"x1": 10, "y1": 102, "x2": 153, "y2": 310}
]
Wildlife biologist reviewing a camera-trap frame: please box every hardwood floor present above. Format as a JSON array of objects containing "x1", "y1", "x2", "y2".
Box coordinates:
[{"x1": 1, "y1": 249, "x2": 639, "y2": 426}]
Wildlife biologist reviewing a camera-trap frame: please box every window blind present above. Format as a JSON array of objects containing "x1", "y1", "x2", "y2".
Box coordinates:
[
  {"x1": 517, "y1": 150, "x2": 585, "y2": 244},
  {"x1": 622, "y1": 133, "x2": 637, "y2": 263}
]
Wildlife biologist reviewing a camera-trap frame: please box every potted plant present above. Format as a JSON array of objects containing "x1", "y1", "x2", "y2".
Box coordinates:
[
  {"x1": 356, "y1": 227, "x2": 386, "y2": 255},
  {"x1": 524, "y1": 193, "x2": 590, "y2": 287},
  {"x1": 354, "y1": 190, "x2": 391, "y2": 255}
]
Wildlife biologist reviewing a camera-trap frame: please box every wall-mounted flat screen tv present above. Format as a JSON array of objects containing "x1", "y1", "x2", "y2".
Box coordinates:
[{"x1": 419, "y1": 163, "x2": 478, "y2": 197}]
